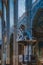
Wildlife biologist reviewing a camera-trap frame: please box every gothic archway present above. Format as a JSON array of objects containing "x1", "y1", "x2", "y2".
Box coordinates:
[
  {"x1": 32, "y1": 8, "x2": 43, "y2": 41},
  {"x1": 32, "y1": 8, "x2": 43, "y2": 59}
]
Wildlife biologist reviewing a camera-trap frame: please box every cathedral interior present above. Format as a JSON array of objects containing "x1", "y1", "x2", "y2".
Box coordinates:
[{"x1": 0, "y1": 0, "x2": 43, "y2": 65}]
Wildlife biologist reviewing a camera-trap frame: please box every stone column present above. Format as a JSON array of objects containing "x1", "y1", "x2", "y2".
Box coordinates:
[
  {"x1": 13, "y1": 0, "x2": 18, "y2": 65},
  {"x1": 25, "y1": 0, "x2": 32, "y2": 65},
  {"x1": 6, "y1": 0, "x2": 10, "y2": 64},
  {"x1": 1, "y1": 0, "x2": 6, "y2": 65},
  {"x1": 25, "y1": 0, "x2": 32, "y2": 33},
  {"x1": 24, "y1": 44, "x2": 32, "y2": 64}
]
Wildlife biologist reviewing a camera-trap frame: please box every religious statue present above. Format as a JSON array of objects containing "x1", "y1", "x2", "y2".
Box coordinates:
[{"x1": 17, "y1": 24, "x2": 31, "y2": 41}]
